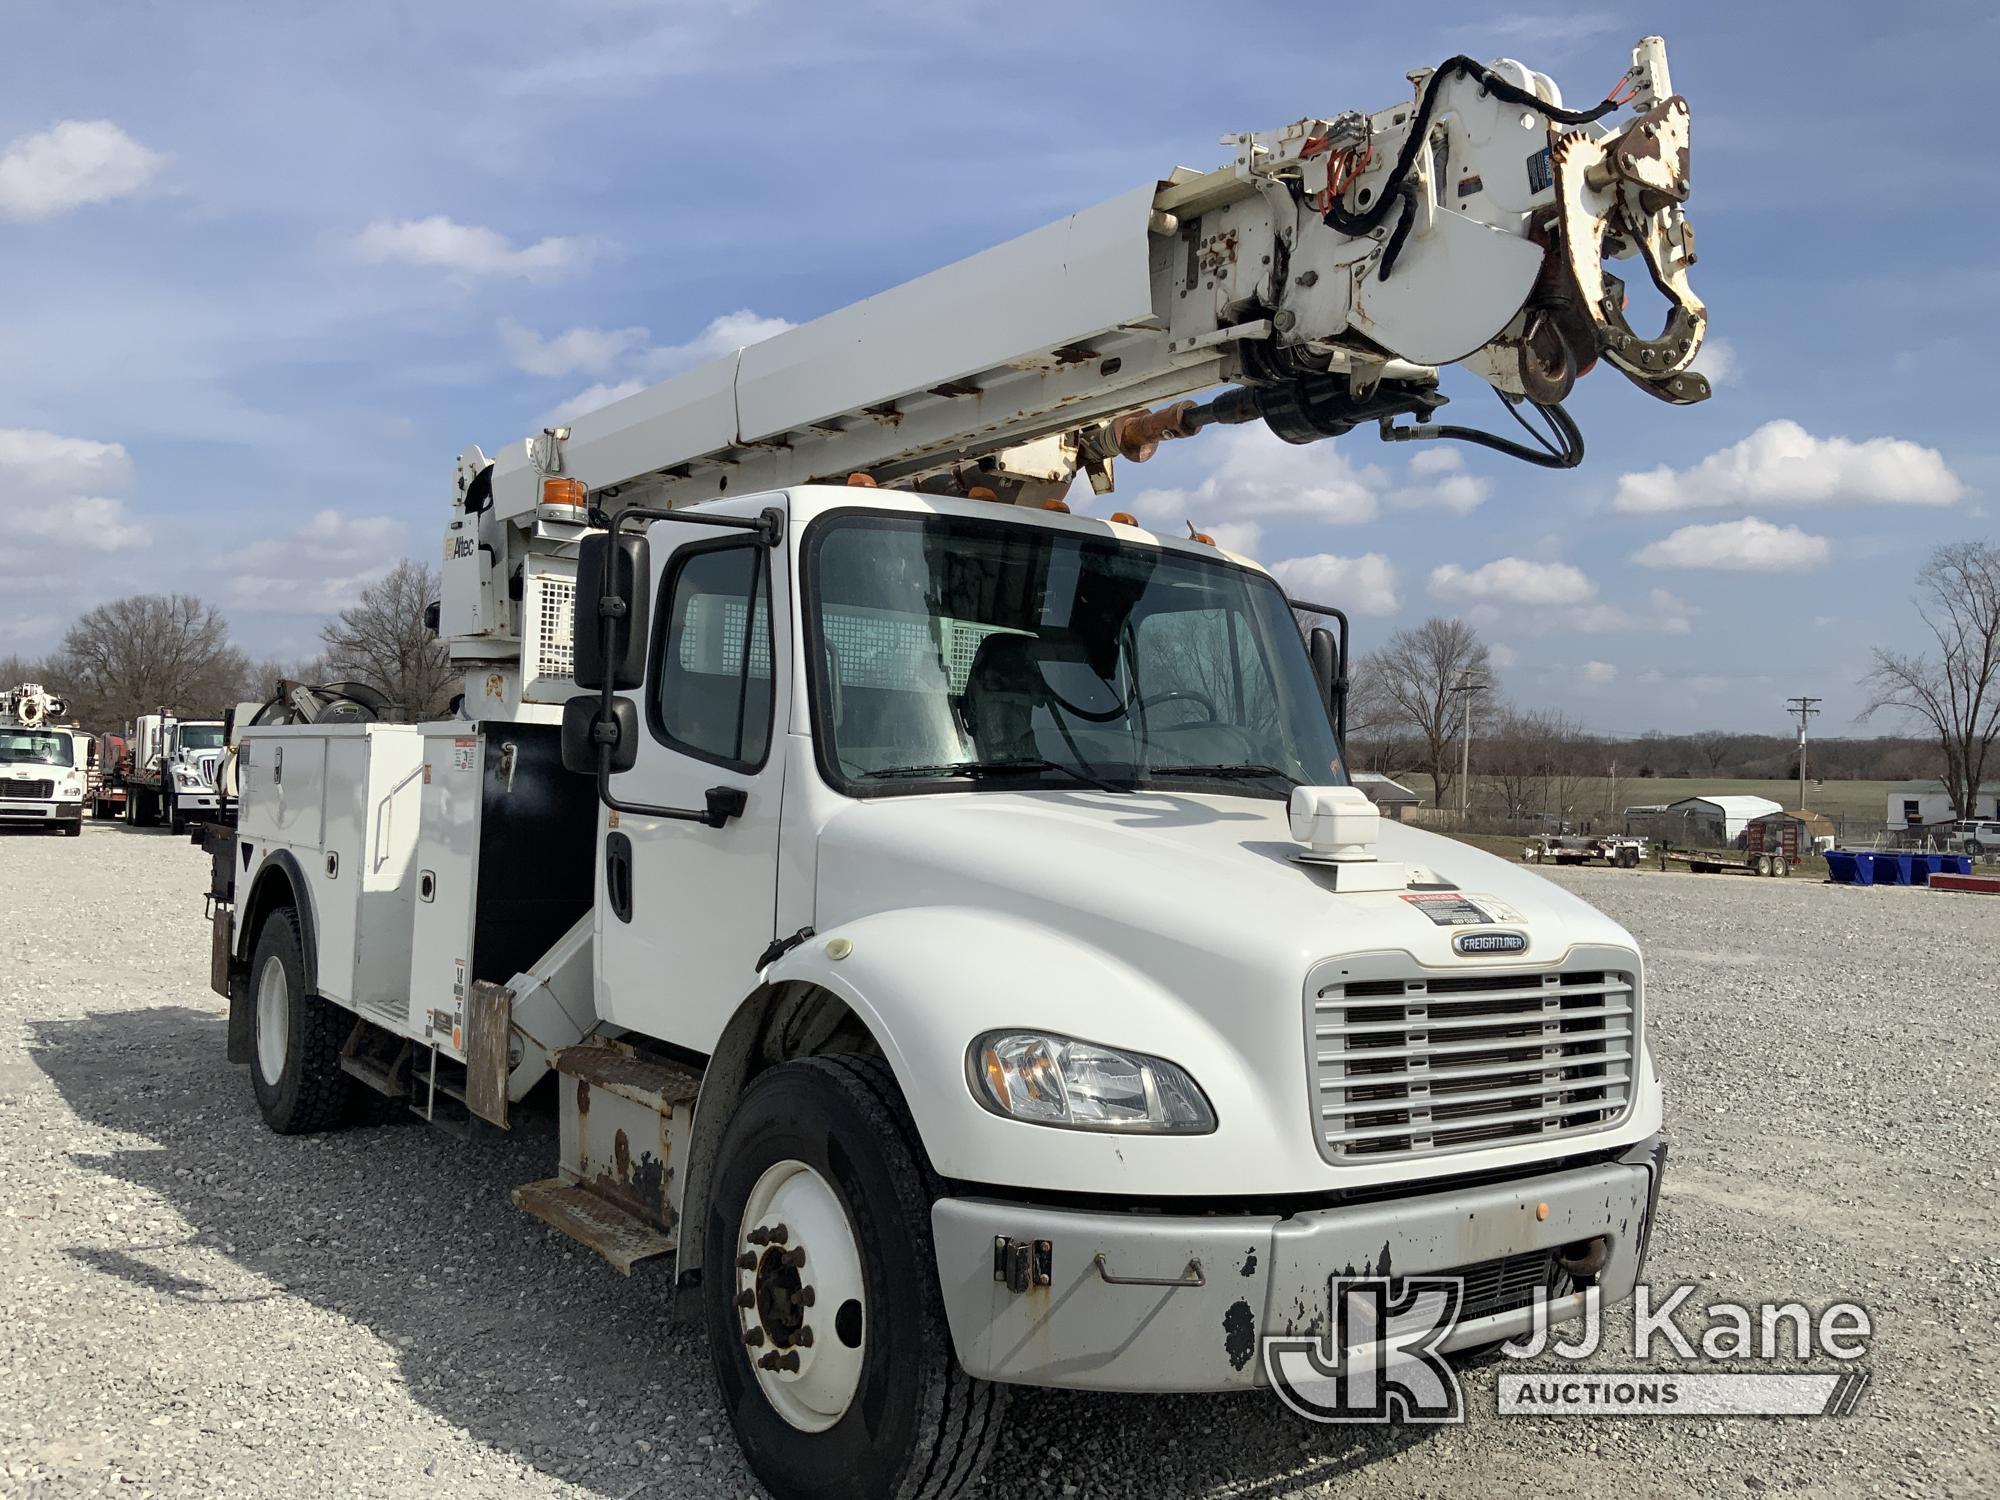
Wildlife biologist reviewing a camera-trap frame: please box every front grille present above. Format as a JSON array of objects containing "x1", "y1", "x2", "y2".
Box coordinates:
[
  {"x1": 1309, "y1": 962, "x2": 1636, "y2": 1164},
  {"x1": 0, "y1": 779, "x2": 54, "y2": 799}
]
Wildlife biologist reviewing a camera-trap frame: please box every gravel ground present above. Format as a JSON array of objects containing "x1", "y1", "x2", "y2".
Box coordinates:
[{"x1": 1, "y1": 822, "x2": 1995, "y2": 1499}]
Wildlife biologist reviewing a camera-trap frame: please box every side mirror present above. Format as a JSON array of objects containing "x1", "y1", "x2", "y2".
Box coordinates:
[
  {"x1": 572, "y1": 532, "x2": 651, "y2": 690},
  {"x1": 561, "y1": 693, "x2": 639, "y2": 775},
  {"x1": 1308, "y1": 626, "x2": 1340, "y2": 716}
]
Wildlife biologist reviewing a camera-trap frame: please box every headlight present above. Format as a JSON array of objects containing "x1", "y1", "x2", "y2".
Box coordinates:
[{"x1": 969, "y1": 1031, "x2": 1215, "y2": 1134}]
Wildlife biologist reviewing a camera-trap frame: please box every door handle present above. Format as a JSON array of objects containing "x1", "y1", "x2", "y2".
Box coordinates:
[{"x1": 605, "y1": 831, "x2": 634, "y2": 923}]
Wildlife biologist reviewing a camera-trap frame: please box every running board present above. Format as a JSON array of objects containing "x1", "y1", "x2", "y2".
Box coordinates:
[
  {"x1": 512, "y1": 1179, "x2": 677, "y2": 1276},
  {"x1": 510, "y1": 1039, "x2": 701, "y2": 1275}
]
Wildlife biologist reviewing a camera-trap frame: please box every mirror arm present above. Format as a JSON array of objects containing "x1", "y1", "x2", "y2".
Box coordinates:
[{"x1": 1289, "y1": 597, "x2": 1351, "y2": 750}]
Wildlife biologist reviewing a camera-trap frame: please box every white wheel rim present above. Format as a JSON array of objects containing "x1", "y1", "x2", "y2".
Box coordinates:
[
  {"x1": 255, "y1": 954, "x2": 289, "y2": 1087},
  {"x1": 734, "y1": 1159, "x2": 867, "y2": 1433}
]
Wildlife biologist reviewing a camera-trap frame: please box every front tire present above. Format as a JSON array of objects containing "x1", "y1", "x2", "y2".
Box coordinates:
[
  {"x1": 167, "y1": 790, "x2": 185, "y2": 835},
  {"x1": 704, "y1": 1055, "x2": 1004, "y2": 1500},
  {"x1": 247, "y1": 906, "x2": 353, "y2": 1134}
]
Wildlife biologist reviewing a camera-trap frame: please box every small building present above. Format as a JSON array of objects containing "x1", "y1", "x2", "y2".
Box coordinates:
[
  {"x1": 1886, "y1": 781, "x2": 2000, "y2": 829},
  {"x1": 1746, "y1": 808, "x2": 1836, "y2": 858},
  {"x1": 1351, "y1": 771, "x2": 1421, "y2": 821},
  {"x1": 1661, "y1": 794, "x2": 1784, "y2": 849}
]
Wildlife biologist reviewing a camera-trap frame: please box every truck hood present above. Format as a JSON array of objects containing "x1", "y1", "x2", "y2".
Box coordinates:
[{"x1": 811, "y1": 789, "x2": 1639, "y2": 977}]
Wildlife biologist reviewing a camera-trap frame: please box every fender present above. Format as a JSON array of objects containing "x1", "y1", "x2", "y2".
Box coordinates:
[
  {"x1": 229, "y1": 848, "x2": 320, "y2": 1064},
  {"x1": 750, "y1": 904, "x2": 1281, "y2": 1198}
]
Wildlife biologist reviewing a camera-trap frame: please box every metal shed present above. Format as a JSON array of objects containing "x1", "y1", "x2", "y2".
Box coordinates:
[{"x1": 1662, "y1": 794, "x2": 1785, "y2": 849}]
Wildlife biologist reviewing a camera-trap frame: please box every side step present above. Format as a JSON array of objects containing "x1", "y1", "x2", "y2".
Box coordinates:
[
  {"x1": 511, "y1": 1039, "x2": 703, "y2": 1276},
  {"x1": 512, "y1": 1179, "x2": 678, "y2": 1276}
]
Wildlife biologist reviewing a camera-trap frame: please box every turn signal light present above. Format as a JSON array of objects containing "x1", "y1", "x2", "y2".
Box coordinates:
[{"x1": 541, "y1": 477, "x2": 587, "y2": 509}]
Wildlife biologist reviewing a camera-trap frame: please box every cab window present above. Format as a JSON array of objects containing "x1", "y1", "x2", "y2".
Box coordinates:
[{"x1": 650, "y1": 543, "x2": 774, "y2": 771}]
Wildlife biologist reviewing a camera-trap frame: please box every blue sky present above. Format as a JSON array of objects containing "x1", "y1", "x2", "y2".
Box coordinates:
[{"x1": 1, "y1": 0, "x2": 1991, "y2": 734}]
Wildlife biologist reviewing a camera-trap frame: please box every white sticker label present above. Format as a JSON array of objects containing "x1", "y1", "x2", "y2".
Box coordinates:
[{"x1": 451, "y1": 738, "x2": 476, "y2": 772}]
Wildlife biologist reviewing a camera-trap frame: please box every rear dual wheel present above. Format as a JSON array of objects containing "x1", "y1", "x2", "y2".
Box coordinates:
[
  {"x1": 247, "y1": 906, "x2": 354, "y2": 1134},
  {"x1": 704, "y1": 1055, "x2": 1004, "y2": 1500}
]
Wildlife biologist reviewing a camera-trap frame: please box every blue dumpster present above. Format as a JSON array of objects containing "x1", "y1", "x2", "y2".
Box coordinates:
[
  {"x1": 1824, "y1": 851, "x2": 1866, "y2": 885},
  {"x1": 1944, "y1": 854, "x2": 1974, "y2": 876},
  {"x1": 1864, "y1": 852, "x2": 1911, "y2": 885}
]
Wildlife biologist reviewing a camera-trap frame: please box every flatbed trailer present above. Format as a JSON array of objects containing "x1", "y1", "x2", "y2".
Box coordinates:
[{"x1": 1657, "y1": 844, "x2": 1793, "y2": 877}]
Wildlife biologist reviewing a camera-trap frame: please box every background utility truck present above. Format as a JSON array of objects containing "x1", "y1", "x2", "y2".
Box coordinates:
[
  {"x1": 201, "y1": 36, "x2": 1698, "y2": 1500},
  {"x1": 124, "y1": 712, "x2": 225, "y2": 832},
  {"x1": 0, "y1": 683, "x2": 84, "y2": 836}
]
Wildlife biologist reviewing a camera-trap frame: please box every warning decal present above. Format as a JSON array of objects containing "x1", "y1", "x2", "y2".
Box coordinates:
[{"x1": 1400, "y1": 892, "x2": 1494, "y2": 926}]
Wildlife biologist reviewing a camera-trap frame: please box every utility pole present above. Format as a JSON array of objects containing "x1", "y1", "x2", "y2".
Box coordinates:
[
  {"x1": 1451, "y1": 678, "x2": 1490, "y2": 820},
  {"x1": 1785, "y1": 696, "x2": 1821, "y2": 811}
]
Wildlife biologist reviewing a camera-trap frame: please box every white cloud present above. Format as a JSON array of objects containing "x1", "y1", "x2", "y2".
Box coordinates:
[
  {"x1": 1612, "y1": 420, "x2": 1963, "y2": 515},
  {"x1": 0, "y1": 428, "x2": 148, "y2": 553},
  {"x1": 1688, "y1": 337, "x2": 1739, "y2": 387},
  {"x1": 1205, "y1": 520, "x2": 1263, "y2": 556},
  {"x1": 1647, "y1": 587, "x2": 1699, "y2": 636},
  {"x1": 499, "y1": 319, "x2": 648, "y2": 378},
  {"x1": 1123, "y1": 425, "x2": 1387, "y2": 531},
  {"x1": 1580, "y1": 660, "x2": 1618, "y2": 686},
  {"x1": 0, "y1": 428, "x2": 135, "y2": 495},
  {"x1": 353, "y1": 216, "x2": 598, "y2": 280},
  {"x1": 1488, "y1": 642, "x2": 1520, "y2": 670},
  {"x1": 0, "y1": 120, "x2": 167, "y2": 222},
  {"x1": 1430, "y1": 557, "x2": 1596, "y2": 607},
  {"x1": 221, "y1": 510, "x2": 409, "y2": 613},
  {"x1": 543, "y1": 309, "x2": 797, "y2": 424},
  {"x1": 7, "y1": 496, "x2": 150, "y2": 553},
  {"x1": 1632, "y1": 516, "x2": 1831, "y2": 573},
  {"x1": 1388, "y1": 447, "x2": 1491, "y2": 514},
  {"x1": 1269, "y1": 553, "x2": 1399, "y2": 617}
]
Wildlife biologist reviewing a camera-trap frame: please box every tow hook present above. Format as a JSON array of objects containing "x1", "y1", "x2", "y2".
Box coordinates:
[
  {"x1": 1559, "y1": 1235, "x2": 1612, "y2": 1284},
  {"x1": 993, "y1": 1236, "x2": 1053, "y2": 1294}
]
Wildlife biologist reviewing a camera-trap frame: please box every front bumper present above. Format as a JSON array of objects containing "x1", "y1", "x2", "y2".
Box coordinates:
[
  {"x1": 933, "y1": 1134, "x2": 1665, "y2": 1392},
  {"x1": 171, "y1": 787, "x2": 220, "y2": 811},
  {"x1": 0, "y1": 798, "x2": 83, "y2": 823}
]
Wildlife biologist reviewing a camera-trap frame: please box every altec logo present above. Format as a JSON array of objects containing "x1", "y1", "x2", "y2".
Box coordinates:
[{"x1": 1453, "y1": 930, "x2": 1528, "y2": 956}]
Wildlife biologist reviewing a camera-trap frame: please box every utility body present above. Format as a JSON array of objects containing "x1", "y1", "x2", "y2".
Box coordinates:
[{"x1": 202, "y1": 37, "x2": 1702, "y2": 1500}]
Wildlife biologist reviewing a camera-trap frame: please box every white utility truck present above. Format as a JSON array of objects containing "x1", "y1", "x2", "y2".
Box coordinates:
[
  {"x1": 202, "y1": 38, "x2": 1699, "y2": 1499},
  {"x1": 126, "y1": 712, "x2": 225, "y2": 832},
  {"x1": 0, "y1": 683, "x2": 85, "y2": 835}
]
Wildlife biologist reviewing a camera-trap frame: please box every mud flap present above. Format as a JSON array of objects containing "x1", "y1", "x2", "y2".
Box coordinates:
[
  {"x1": 222, "y1": 908, "x2": 252, "y2": 1065},
  {"x1": 464, "y1": 979, "x2": 514, "y2": 1128}
]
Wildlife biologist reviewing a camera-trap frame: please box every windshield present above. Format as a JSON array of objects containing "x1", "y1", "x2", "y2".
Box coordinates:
[
  {"x1": 804, "y1": 511, "x2": 1344, "y2": 798},
  {"x1": 0, "y1": 731, "x2": 74, "y2": 767},
  {"x1": 177, "y1": 724, "x2": 224, "y2": 751}
]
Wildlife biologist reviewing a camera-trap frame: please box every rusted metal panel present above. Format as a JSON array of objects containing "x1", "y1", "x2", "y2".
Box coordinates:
[
  {"x1": 511, "y1": 1179, "x2": 676, "y2": 1277},
  {"x1": 464, "y1": 980, "x2": 513, "y2": 1128},
  {"x1": 548, "y1": 1041, "x2": 701, "y2": 1240}
]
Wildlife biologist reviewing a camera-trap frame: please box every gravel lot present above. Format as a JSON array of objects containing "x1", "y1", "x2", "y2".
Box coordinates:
[{"x1": 2, "y1": 822, "x2": 1995, "y2": 1499}]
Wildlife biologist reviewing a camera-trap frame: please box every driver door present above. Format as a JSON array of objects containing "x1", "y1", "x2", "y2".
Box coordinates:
[{"x1": 595, "y1": 513, "x2": 789, "y2": 1053}]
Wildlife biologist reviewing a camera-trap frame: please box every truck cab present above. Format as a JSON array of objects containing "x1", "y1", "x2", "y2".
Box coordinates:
[
  {"x1": 215, "y1": 485, "x2": 1664, "y2": 1498},
  {"x1": 0, "y1": 718, "x2": 85, "y2": 835},
  {"x1": 129, "y1": 713, "x2": 225, "y2": 831}
]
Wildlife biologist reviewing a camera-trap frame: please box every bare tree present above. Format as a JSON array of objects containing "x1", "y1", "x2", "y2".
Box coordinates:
[
  {"x1": 53, "y1": 594, "x2": 249, "y2": 726},
  {"x1": 319, "y1": 560, "x2": 455, "y2": 720},
  {"x1": 1484, "y1": 706, "x2": 1594, "y2": 824},
  {"x1": 1363, "y1": 617, "x2": 1495, "y2": 808},
  {"x1": 1860, "y1": 540, "x2": 2000, "y2": 817},
  {"x1": 1688, "y1": 729, "x2": 1736, "y2": 774}
]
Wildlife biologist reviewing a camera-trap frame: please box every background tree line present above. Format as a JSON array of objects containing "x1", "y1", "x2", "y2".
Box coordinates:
[
  {"x1": 1, "y1": 560, "x2": 453, "y2": 730},
  {"x1": 1343, "y1": 537, "x2": 1999, "y2": 814}
]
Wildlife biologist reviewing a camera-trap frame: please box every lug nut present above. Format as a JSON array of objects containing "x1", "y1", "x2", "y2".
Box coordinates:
[
  {"x1": 783, "y1": 1246, "x2": 807, "y2": 1270},
  {"x1": 757, "y1": 1350, "x2": 801, "y2": 1373},
  {"x1": 746, "y1": 1226, "x2": 770, "y2": 1247},
  {"x1": 743, "y1": 1327, "x2": 764, "y2": 1348},
  {"x1": 737, "y1": 1252, "x2": 759, "y2": 1270},
  {"x1": 798, "y1": 1285, "x2": 816, "y2": 1307},
  {"x1": 796, "y1": 1327, "x2": 814, "y2": 1348},
  {"x1": 736, "y1": 1289, "x2": 756, "y2": 1309}
]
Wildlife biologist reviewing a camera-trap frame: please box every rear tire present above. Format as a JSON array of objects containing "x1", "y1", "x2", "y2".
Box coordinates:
[
  {"x1": 704, "y1": 1055, "x2": 1005, "y2": 1500},
  {"x1": 247, "y1": 906, "x2": 353, "y2": 1134}
]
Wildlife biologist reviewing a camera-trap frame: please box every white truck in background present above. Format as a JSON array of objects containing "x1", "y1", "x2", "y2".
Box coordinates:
[
  {"x1": 124, "y1": 712, "x2": 226, "y2": 832},
  {"x1": 202, "y1": 37, "x2": 1700, "y2": 1499},
  {"x1": 0, "y1": 683, "x2": 85, "y2": 836}
]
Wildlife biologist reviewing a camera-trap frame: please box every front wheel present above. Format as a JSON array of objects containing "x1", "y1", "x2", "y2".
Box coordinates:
[
  {"x1": 704, "y1": 1055, "x2": 1004, "y2": 1500},
  {"x1": 166, "y1": 790, "x2": 185, "y2": 835}
]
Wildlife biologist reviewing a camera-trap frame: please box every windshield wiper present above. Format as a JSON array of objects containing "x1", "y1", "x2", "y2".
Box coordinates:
[
  {"x1": 856, "y1": 758, "x2": 1127, "y2": 793},
  {"x1": 1149, "y1": 762, "x2": 1302, "y2": 787}
]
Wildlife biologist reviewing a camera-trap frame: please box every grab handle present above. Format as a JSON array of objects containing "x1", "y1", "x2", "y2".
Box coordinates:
[{"x1": 1092, "y1": 1252, "x2": 1205, "y2": 1289}]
